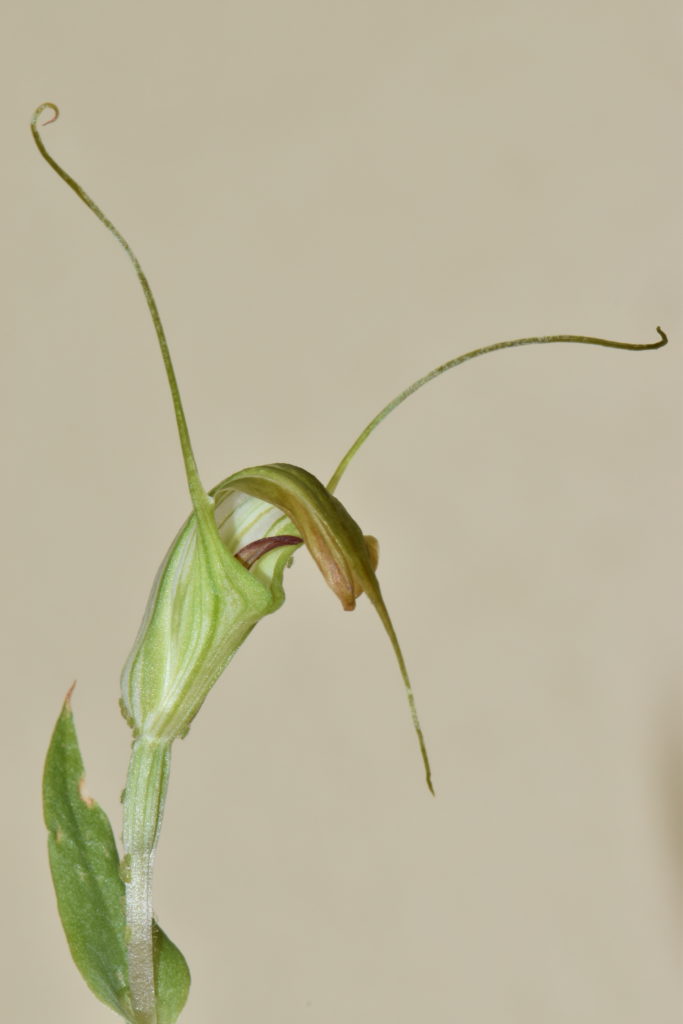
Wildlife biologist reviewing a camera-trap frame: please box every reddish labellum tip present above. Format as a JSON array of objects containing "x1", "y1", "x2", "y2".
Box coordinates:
[{"x1": 234, "y1": 534, "x2": 303, "y2": 570}]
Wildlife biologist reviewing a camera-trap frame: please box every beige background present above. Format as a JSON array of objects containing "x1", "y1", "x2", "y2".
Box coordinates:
[{"x1": 2, "y1": 3, "x2": 681, "y2": 1022}]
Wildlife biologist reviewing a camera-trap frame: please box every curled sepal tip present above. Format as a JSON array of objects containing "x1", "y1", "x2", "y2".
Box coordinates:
[{"x1": 32, "y1": 101, "x2": 59, "y2": 129}]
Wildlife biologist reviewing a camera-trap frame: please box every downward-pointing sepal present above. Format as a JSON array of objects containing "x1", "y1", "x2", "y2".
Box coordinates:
[{"x1": 215, "y1": 463, "x2": 434, "y2": 792}]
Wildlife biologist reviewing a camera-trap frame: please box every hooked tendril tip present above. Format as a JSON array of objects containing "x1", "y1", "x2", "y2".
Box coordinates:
[{"x1": 32, "y1": 102, "x2": 59, "y2": 130}]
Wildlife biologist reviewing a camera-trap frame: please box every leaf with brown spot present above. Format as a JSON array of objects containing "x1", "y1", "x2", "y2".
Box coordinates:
[
  {"x1": 43, "y1": 691, "x2": 133, "y2": 1019},
  {"x1": 43, "y1": 692, "x2": 190, "y2": 1022}
]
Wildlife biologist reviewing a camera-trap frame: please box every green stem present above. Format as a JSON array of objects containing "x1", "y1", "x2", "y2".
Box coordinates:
[
  {"x1": 327, "y1": 329, "x2": 668, "y2": 493},
  {"x1": 122, "y1": 739, "x2": 172, "y2": 1024}
]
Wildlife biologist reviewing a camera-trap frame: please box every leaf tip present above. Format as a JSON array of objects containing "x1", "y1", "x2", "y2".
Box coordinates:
[{"x1": 64, "y1": 681, "x2": 77, "y2": 711}]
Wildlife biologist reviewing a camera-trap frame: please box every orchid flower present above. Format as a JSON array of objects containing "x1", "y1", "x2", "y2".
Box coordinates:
[{"x1": 33, "y1": 102, "x2": 667, "y2": 1024}]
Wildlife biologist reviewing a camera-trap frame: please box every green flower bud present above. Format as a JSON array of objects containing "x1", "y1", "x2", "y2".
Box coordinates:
[
  {"x1": 120, "y1": 461, "x2": 398, "y2": 750},
  {"x1": 119, "y1": 489, "x2": 301, "y2": 743}
]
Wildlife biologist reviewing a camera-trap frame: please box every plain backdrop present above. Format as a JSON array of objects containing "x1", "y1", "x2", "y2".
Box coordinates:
[{"x1": 2, "y1": 3, "x2": 681, "y2": 1022}]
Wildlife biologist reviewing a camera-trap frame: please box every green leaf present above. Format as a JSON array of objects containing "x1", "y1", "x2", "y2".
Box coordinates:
[
  {"x1": 154, "y1": 923, "x2": 191, "y2": 1024},
  {"x1": 43, "y1": 691, "x2": 191, "y2": 1023},
  {"x1": 43, "y1": 688, "x2": 133, "y2": 1019}
]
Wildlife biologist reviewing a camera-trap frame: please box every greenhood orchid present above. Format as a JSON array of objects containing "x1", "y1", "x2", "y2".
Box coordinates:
[{"x1": 33, "y1": 102, "x2": 667, "y2": 1024}]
